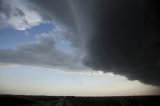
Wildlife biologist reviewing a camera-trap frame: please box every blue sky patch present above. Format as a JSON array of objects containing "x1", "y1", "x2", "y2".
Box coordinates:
[{"x1": 0, "y1": 23, "x2": 54, "y2": 49}]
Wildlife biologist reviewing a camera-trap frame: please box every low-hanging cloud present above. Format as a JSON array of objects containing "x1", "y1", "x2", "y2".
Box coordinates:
[
  {"x1": 83, "y1": 0, "x2": 160, "y2": 86},
  {"x1": 0, "y1": 0, "x2": 159, "y2": 86},
  {"x1": 0, "y1": 34, "x2": 84, "y2": 70},
  {"x1": 28, "y1": 0, "x2": 160, "y2": 86}
]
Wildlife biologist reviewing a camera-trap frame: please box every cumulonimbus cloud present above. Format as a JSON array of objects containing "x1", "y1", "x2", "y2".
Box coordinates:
[
  {"x1": 0, "y1": 0, "x2": 160, "y2": 86},
  {"x1": 83, "y1": 0, "x2": 160, "y2": 86}
]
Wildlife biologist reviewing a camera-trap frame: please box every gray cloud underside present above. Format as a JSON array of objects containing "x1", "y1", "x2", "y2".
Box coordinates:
[
  {"x1": 28, "y1": 0, "x2": 95, "y2": 50},
  {"x1": 0, "y1": 0, "x2": 160, "y2": 86},
  {"x1": 0, "y1": 35, "x2": 84, "y2": 70},
  {"x1": 28, "y1": 0, "x2": 160, "y2": 86},
  {"x1": 83, "y1": 0, "x2": 160, "y2": 86}
]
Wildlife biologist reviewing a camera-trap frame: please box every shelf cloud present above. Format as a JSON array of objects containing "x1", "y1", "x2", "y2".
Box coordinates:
[{"x1": 0, "y1": 0, "x2": 159, "y2": 86}]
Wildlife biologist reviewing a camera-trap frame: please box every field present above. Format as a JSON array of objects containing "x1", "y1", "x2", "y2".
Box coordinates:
[{"x1": 0, "y1": 95, "x2": 159, "y2": 106}]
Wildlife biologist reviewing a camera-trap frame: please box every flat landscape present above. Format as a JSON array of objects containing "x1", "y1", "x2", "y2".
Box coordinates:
[{"x1": 0, "y1": 95, "x2": 159, "y2": 106}]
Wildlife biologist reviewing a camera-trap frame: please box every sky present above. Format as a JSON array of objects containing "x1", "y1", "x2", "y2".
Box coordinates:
[{"x1": 0, "y1": 0, "x2": 160, "y2": 96}]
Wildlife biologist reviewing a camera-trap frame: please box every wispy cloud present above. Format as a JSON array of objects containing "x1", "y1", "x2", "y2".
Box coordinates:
[{"x1": 0, "y1": 0, "x2": 43, "y2": 30}]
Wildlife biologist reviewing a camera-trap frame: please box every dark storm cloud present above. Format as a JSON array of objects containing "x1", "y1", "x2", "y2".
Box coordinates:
[
  {"x1": 31, "y1": 0, "x2": 160, "y2": 85},
  {"x1": 1, "y1": 0, "x2": 159, "y2": 85},
  {"x1": 83, "y1": 0, "x2": 160, "y2": 85},
  {"x1": 28, "y1": 0, "x2": 95, "y2": 49},
  {"x1": 28, "y1": 0, "x2": 77, "y2": 31}
]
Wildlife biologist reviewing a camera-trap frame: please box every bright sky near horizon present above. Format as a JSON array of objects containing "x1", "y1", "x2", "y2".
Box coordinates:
[
  {"x1": 0, "y1": 65, "x2": 159, "y2": 96},
  {"x1": 0, "y1": 22, "x2": 159, "y2": 96},
  {"x1": 0, "y1": 0, "x2": 159, "y2": 96}
]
